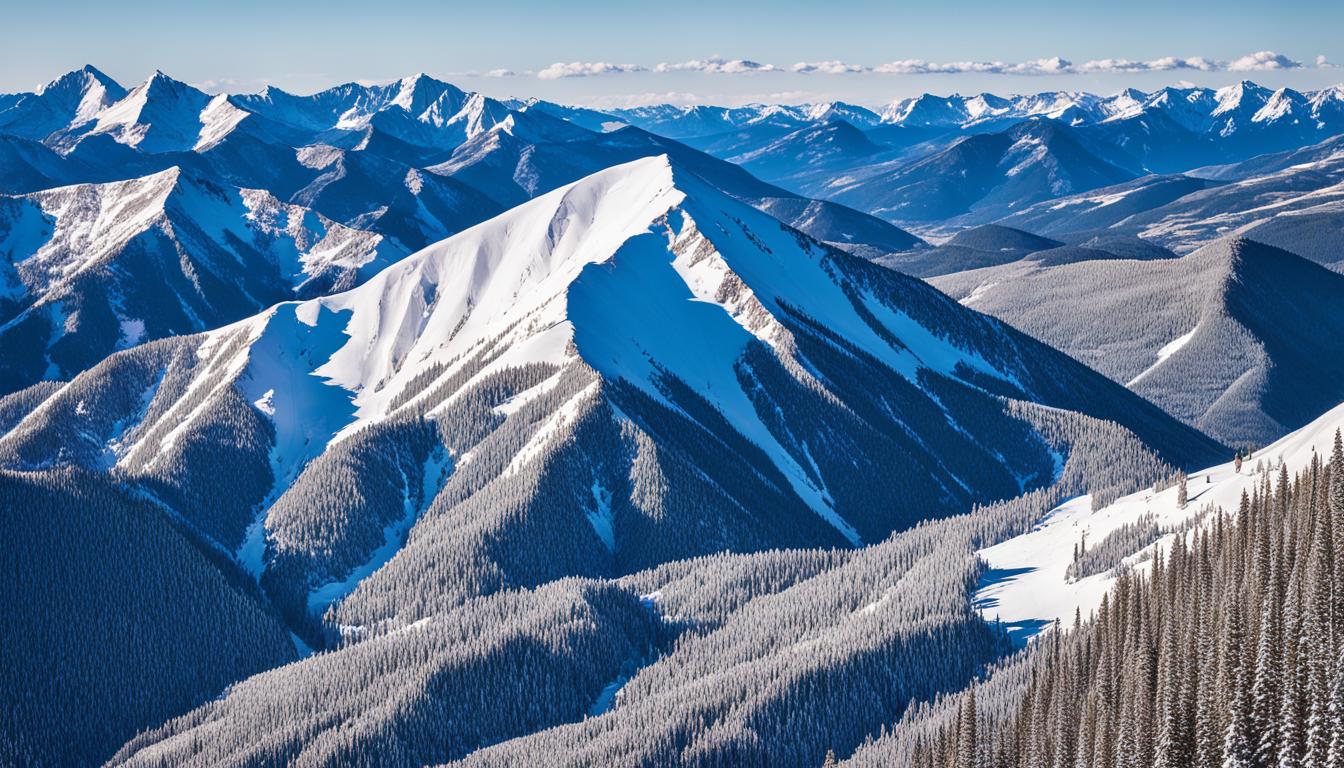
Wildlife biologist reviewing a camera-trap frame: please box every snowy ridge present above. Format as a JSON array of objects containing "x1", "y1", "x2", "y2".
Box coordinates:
[
  {"x1": 151, "y1": 154, "x2": 1003, "y2": 542},
  {"x1": 1, "y1": 166, "x2": 397, "y2": 299},
  {"x1": 0, "y1": 65, "x2": 127, "y2": 141}
]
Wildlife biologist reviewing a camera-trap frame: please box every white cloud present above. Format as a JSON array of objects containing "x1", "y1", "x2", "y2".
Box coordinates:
[
  {"x1": 791, "y1": 60, "x2": 869, "y2": 75},
  {"x1": 581, "y1": 91, "x2": 704, "y2": 109},
  {"x1": 1079, "y1": 56, "x2": 1220, "y2": 73},
  {"x1": 857, "y1": 51, "x2": 1317, "y2": 76},
  {"x1": 1227, "y1": 51, "x2": 1305, "y2": 71},
  {"x1": 191, "y1": 77, "x2": 252, "y2": 94},
  {"x1": 484, "y1": 68, "x2": 518, "y2": 78},
  {"x1": 532, "y1": 50, "x2": 1325, "y2": 81},
  {"x1": 870, "y1": 58, "x2": 1072, "y2": 75},
  {"x1": 537, "y1": 61, "x2": 646, "y2": 80},
  {"x1": 654, "y1": 57, "x2": 779, "y2": 74}
]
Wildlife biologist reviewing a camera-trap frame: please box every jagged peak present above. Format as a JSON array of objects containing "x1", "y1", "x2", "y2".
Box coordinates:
[
  {"x1": 38, "y1": 65, "x2": 124, "y2": 97},
  {"x1": 389, "y1": 72, "x2": 463, "y2": 109},
  {"x1": 127, "y1": 69, "x2": 207, "y2": 102},
  {"x1": 1214, "y1": 79, "x2": 1272, "y2": 112}
]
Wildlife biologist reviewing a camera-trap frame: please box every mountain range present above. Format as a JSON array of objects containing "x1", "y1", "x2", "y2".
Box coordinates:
[
  {"x1": 0, "y1": 68, "x2": 923, "y2": 396},
  {"x1": 2, "y1": 62, "x2": 1342, "y2": 768},
  {"x1": 0, "y1": 155, "x2": 1221, "y2": 639}
]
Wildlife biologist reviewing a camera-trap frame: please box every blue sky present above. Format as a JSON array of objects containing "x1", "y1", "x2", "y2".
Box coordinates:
[{"x1": 4, "y1": 0, "x2": 1342, "y2": 106}]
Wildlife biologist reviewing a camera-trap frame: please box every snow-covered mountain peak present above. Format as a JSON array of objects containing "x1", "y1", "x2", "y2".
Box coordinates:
[
  {"x1": 0, "y1": 65, "x2": 129, "y2": 141},
  {"x1": 171, "y1": 153, "x2": 1057, "y2": 540},
  {"x1": 240, "y1": 155, "x2": 687, "y2": 414},
  {"x1": 3, "y1": 164, "x2": 395, "y2": 307},
  {"x1": 86, "y1": 71, "x2": 211, "y2": 151},
  {"x1": 882, "y1": 93, "x2": 970, "y2": 127},
  {"x1": 387, "y1": 72, "x2": 465, "y2": 116},
  {"x1": 1212, "y1": 79, "x2": 1272, "y2": 115},
  {"x1": 1252, "y1": 87, "x2": 1307, "y2": 123},
  {"x1": 963, "y1": 93, "x2": 1013, "y2": 121},
  {"x1": 34, "y1": 65, "x2": 126, "y2": 125},
  {"x1": 36, "y1": 64, "x2": 116, "y2": 93}
]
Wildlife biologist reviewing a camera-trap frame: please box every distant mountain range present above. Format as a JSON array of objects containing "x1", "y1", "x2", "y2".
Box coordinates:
[
  {"x1": 0, "y1": 67, "x2": 922, "y2": 396},
  {"x1": 598, "y1": 81, "x2": 1344, "y2": 229},
  {"x1": 994, "y1": 134, "x2": 1344, "y2": 269}
]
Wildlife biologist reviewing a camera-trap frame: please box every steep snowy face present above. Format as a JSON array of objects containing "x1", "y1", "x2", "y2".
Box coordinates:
[
  {"x1": 1, "y1": 167, "x2": 394, "y2": 299},
  {"x1": 293, "y1": 156, "x2": 692, "y2": 415},
  {"x1": 38, "y1": 65, "x2": 127, "y2": 126},
  {"x1": 1309, "y1": 85, "x2": 1344, "y2": 125},
  {"x1": 803, "y1": 102, "x2": 882, "y2": 128},
  {"x1": 1252, "y1": 87, "x2": 1309, "y2": 124},
  {"x1": 209, "y1": 156, "x2": 1016, "y2": 443},
  {"x1": 1210, "y1": 80, "x2": 1274, "y2": 134},
  {"x1": 80, "y1": 71, "x2": 214, "y2": 152},
  {"x1": 882, "y1": 94, "x2": 972, "y2": 127}
]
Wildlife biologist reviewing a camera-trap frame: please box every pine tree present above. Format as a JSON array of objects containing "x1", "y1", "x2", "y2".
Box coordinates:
[
  {"x1": 1326, "y1": 648, "x2": 1344, "y2": 768},
  {"x1": 1252, "y1": 537, "x2": 1284, "y2": 767},
  {"x1": 1222, "y1": 597, "x2": 1254, "y2": 768},
  {"x1": 957, "y1": 688, "x2": 978, "y2": 768}
]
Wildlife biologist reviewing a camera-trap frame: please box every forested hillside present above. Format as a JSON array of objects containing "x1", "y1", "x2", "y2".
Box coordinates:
[
  {"x1": 856, "y1": 432, "x2": 1344, "y2": 768},
  {"x1": 0, "y1": 468, "x2": 296, "y2": 767}
]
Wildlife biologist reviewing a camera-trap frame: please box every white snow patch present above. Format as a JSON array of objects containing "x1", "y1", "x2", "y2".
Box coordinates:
[
  {"x1": 252, "y1": 389, "x2": 276, "y2": 416},
  {"x1": 504, "y1": 381, "x2": 599, "y2": 475},
  {"x1": 1126, "y1": 327, "x2": 1197, "y2": 386},
  {"x1": 586, "y1": 480, "x2": 615, "y2": 551},
  {"x1": 959, "y1": 282, "x2": 998, "y2": 306},
  {"x1": 116, "y1": 317, "x2": 146, "y2": 349}
]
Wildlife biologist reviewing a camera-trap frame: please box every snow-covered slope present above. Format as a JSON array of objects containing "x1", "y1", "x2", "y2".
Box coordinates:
[
  {"x1": 0, "y1": 167, "x2": 402, "y2": 394},
  {"x1": 0, "y1": 155, "x2": 1221, "y2": 645},
  {"x1": 67, "y1": 71, "x2": 217, "y2": 153},
  {"x1": 932, "y1": 237, "x2": 1344, "y2": 446},
  {"x1": 978, "y1": 397, "x2": 1344, "y2": 641}
]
